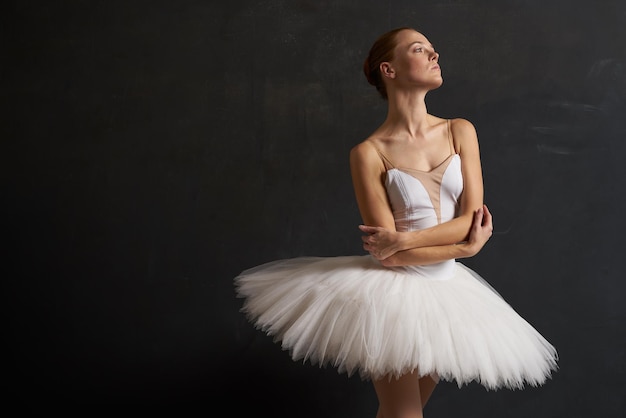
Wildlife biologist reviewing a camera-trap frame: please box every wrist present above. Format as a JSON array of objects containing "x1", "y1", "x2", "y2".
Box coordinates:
[
  {"x1": 399, "y1": 230, "x2": 416, "y2": 251},
  {"x1": 457, "y1": 242, "x2": 476, "y2": 258}
]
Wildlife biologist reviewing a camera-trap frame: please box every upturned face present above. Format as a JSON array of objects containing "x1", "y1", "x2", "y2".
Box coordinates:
[{"x1": 384, "y1": 29, "x2": 443, "y2": 91}]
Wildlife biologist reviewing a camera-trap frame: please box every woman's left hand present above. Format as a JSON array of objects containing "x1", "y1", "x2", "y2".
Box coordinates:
[{"x1": 359, "y1": 225, "x2": 401, "y2": 260}]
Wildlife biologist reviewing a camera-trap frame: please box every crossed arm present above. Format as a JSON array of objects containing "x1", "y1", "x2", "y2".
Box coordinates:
[{"x1": 349, "y1": 119, "x2": 493, "y2": 267}]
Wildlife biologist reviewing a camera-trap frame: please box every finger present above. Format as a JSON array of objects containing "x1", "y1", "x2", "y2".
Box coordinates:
[
  {"x1": 358, "y1": 225, "x2": 379, "y2": 234},
  {"x1": 482, "y1": 205, "x2": 493, "y2": 226},
  {"x1": 483, "y1": 204, "x2": 492, "y2": 219},
  {"x1": 473, "y1": 207, "x2": 483, "y2": 226}
]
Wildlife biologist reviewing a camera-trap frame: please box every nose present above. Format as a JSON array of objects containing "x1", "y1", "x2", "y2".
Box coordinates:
[{"x1": 430, "y1": 50, "x2": 439, "y2": 61}]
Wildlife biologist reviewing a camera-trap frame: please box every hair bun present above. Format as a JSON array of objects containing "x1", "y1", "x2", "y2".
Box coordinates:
[{"x1": 363, "y1": 57, "x2": 376, "y2": 86}]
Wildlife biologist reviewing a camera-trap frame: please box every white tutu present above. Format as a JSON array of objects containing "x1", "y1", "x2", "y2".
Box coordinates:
[{"x1": 234, "y1": 255, "x2": 558, "y2": 390}]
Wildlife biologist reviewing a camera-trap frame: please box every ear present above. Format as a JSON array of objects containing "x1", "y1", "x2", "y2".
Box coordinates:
[{"x1": 380, "y1": 62, "x2": 396, "y2": 79}]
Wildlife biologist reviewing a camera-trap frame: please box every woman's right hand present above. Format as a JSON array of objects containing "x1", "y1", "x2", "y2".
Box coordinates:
[
  {"x1": 359, "y1": 225, "x2": 401, "y2": 260},
  {"x1": 465, "y1": 204, "x2": 493, "y2": 256}
]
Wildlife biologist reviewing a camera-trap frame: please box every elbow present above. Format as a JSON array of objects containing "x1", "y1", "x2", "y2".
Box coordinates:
[
  {"x1": 380, "y1": 257, "x2": 395, "y2": 267},
  {"x1": 380, "y1": 255, "x2": 400, "y2": 267}
]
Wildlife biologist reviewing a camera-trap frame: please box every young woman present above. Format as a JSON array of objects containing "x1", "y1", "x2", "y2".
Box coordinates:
[{"x1": 235, "y1": 27, "x2": 558, "y2": 418}]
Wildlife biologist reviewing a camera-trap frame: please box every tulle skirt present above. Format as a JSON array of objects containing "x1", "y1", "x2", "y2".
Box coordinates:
[{"x1": 234, "y1": 255, "x2": 558, "y2": 390}]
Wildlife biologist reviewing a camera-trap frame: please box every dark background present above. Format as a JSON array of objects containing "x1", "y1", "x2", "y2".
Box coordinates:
[{"x1": 4, "y1": 0, "x2": 625, "y2": 416}]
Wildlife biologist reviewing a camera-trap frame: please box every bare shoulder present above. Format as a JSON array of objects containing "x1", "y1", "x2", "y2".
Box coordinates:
[
  {"x1": 350, "y1": 138, "x2": 379, "y2": 163},
  {"x1": 449, "y1": 118, "x2": 479, "y2": 152},
  {"x1": 449, "y1": 118, "x2": 477, "y2": 136}
]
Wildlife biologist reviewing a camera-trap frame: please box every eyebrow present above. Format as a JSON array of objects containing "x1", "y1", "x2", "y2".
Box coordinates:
[{"x1": 408, "y1": 41, "x2": 435, "y2": 49}]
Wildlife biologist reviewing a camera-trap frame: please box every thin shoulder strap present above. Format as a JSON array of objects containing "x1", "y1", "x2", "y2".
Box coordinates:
[
  {"x1": 447, "y1": 119, "x2": 456, "y2": 154},
  {"x1": 373, "y1": 146, "x2": 395, "y2": 171}
]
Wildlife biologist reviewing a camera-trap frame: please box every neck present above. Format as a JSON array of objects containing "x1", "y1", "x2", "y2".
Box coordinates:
[{"x1": 379, "y1": 90, "x2": 431, "y2": 137}]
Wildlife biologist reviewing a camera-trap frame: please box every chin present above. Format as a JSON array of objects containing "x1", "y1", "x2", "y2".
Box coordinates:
[{"x1": 429, "y1": 78, "x2": 444, "y2": 90}]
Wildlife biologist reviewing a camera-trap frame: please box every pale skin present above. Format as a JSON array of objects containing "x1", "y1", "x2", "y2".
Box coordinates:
[{"x1": 350, "y1": 29, "x2": 494, "y2": 417}]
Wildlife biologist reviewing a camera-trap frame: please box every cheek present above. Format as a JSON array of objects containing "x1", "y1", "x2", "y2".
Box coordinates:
[
  {"x1": 409, "y1": 61, "x2": 428, "y2": 73},
  {"x1": 409, "y1": 56, "x2": 429, "y2": 69}
]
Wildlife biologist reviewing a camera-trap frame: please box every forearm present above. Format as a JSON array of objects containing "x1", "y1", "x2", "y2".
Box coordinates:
[
  {"x1": 396, "y1": 214, "x2": 473, "y2": 251},
  {"x1": 381, "y1": 242, "x2": 477, "y2": 267}
]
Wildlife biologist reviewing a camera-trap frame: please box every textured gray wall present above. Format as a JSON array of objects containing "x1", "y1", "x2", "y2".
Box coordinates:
[{"x1": 5, "y1": 0, "x2": 625, "y2": 416}]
